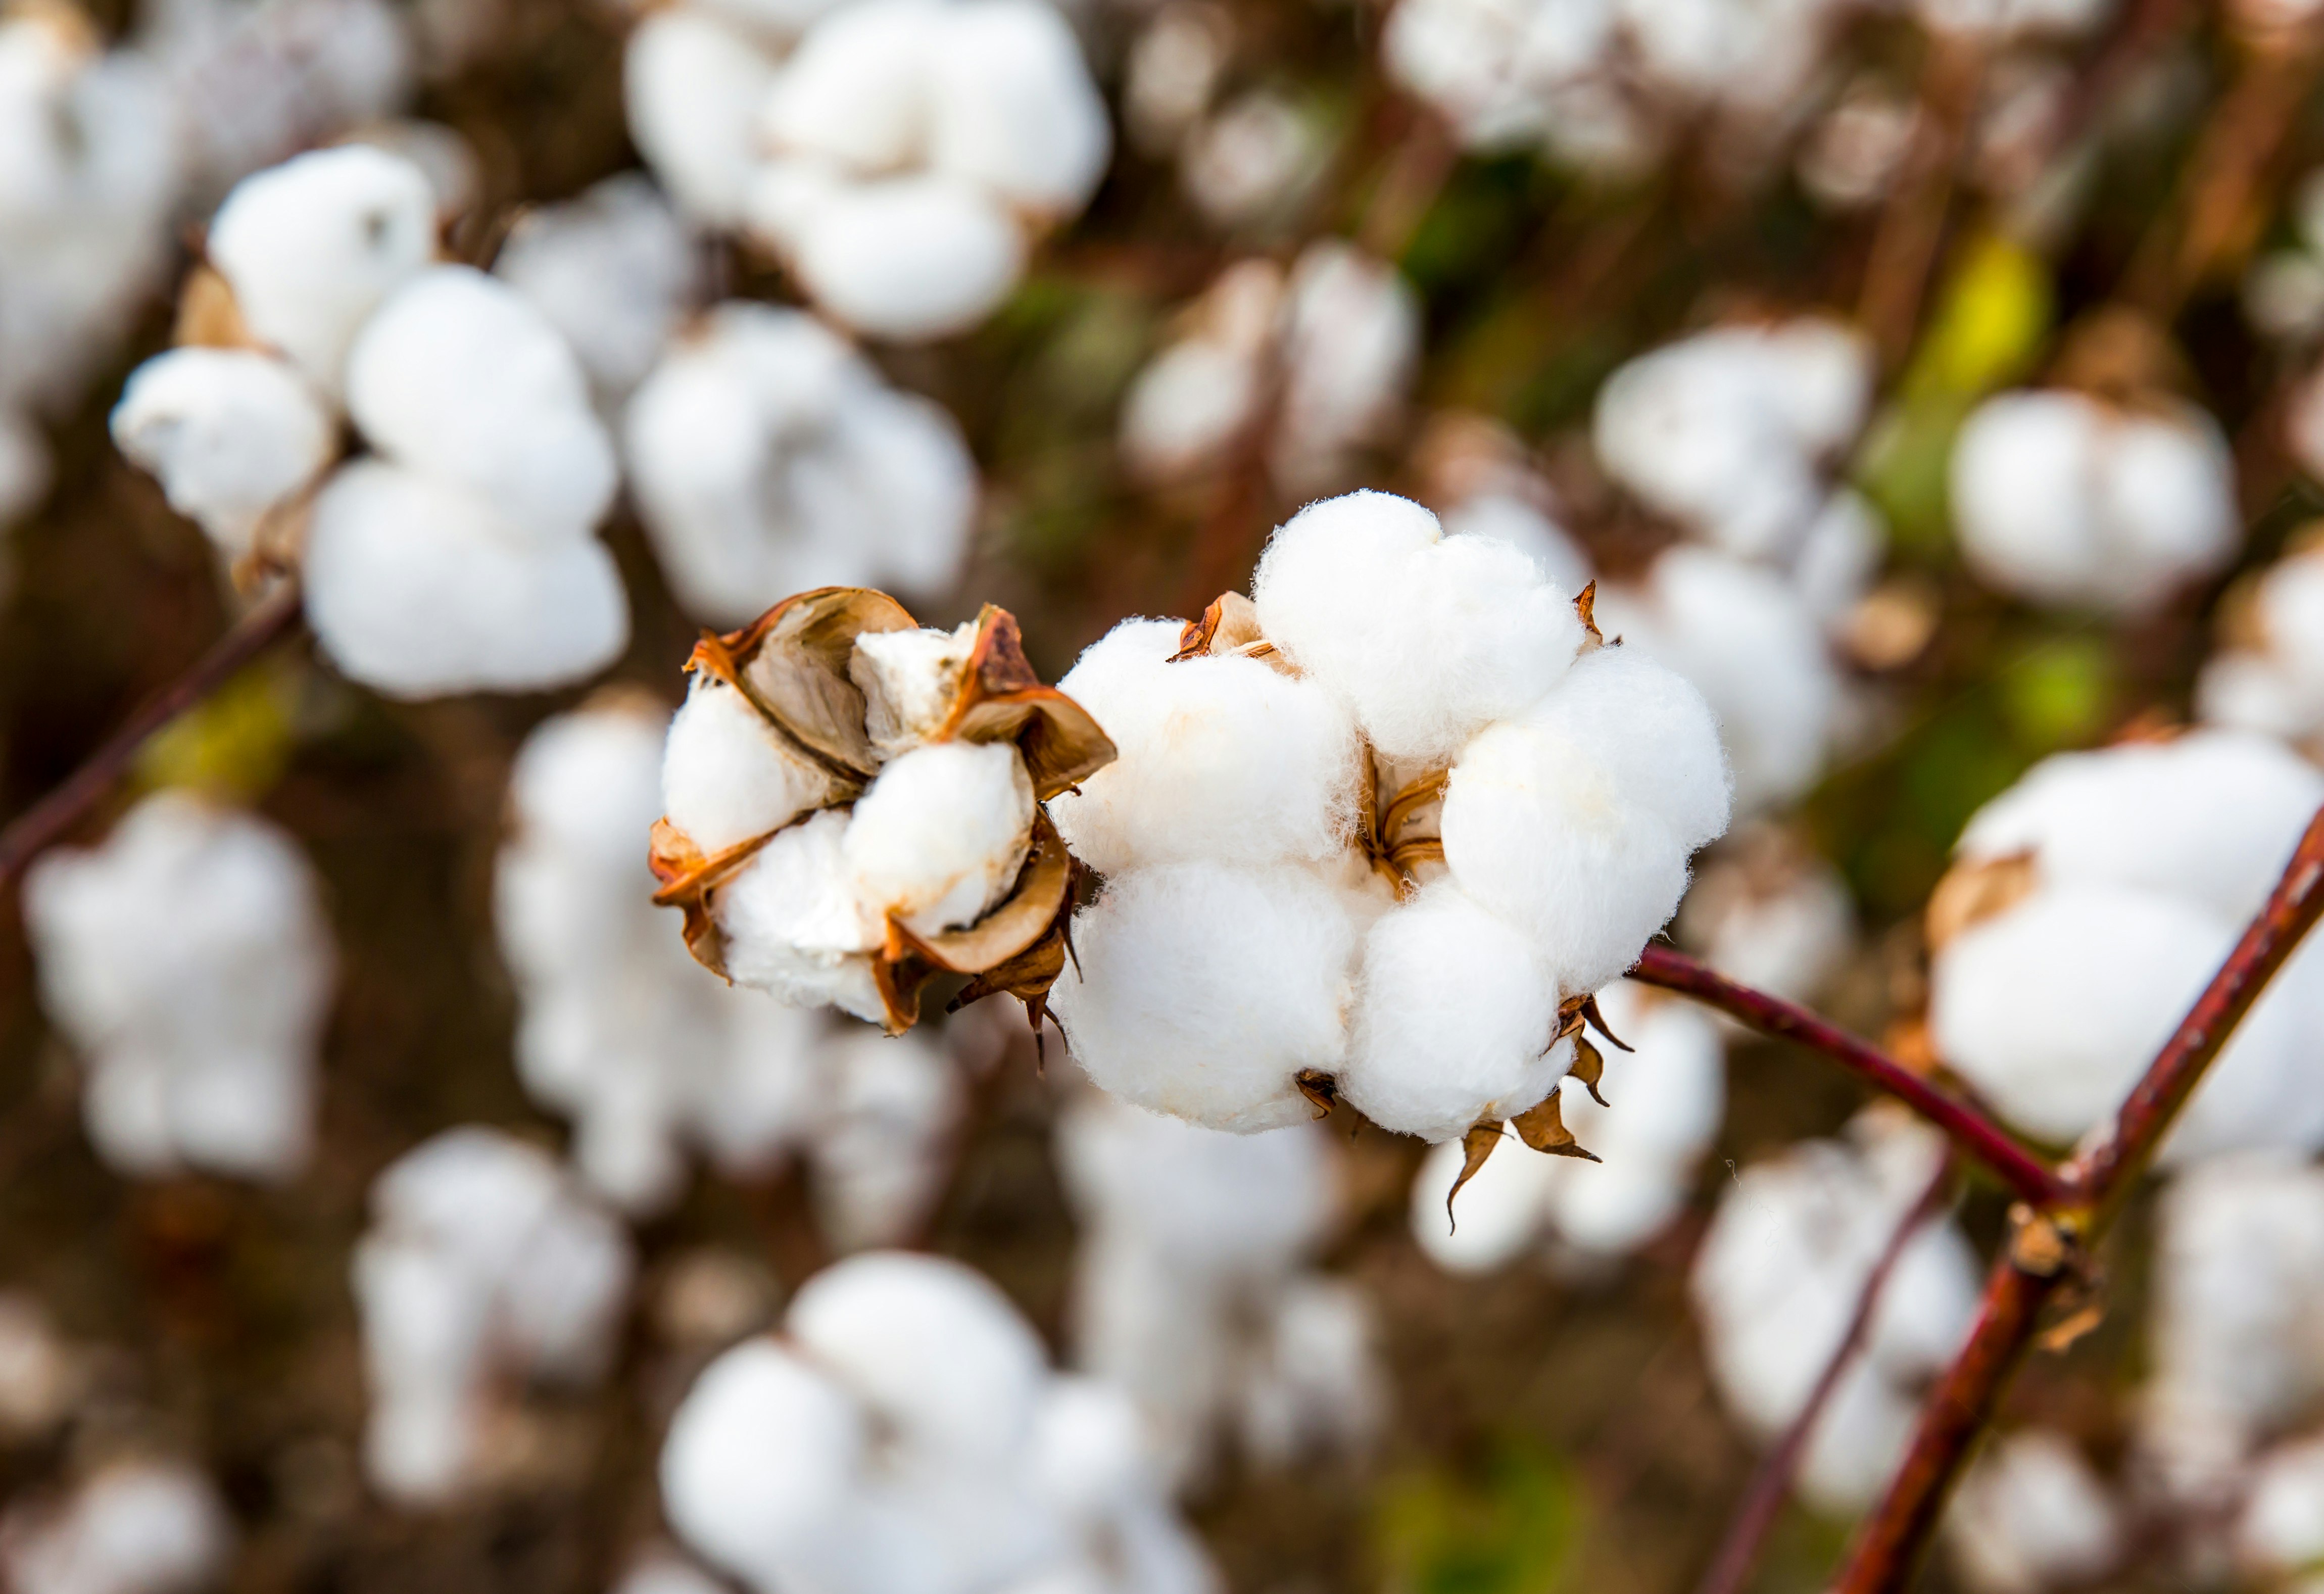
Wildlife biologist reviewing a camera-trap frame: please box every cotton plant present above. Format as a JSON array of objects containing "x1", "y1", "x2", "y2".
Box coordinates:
[
  {"x1": 1410, "y1": 979, "x2": 1723, "y2": 1273},
  {"x1": 1924, "y1": 730, "x2": 2324, "y2": 1161},
  {"x1": 0, "y1": 4, "x2": 183, "y2": 534},
  {"x1": 0, "y1": 1459, "x2": 234, "y2": 1594},
  {"x1": 651, "y1": 588, "x2": 1115, "y2": 1033},
  {"x1": 109, "y1": 143, "x2": 633, "y2": 698},
  {"x1": 1046, "y1": 488, "x2": 1730, "y2": 1192},
  {"x1": 1117, "y1": 243, "x2": 1420, "y2": 496},
  {"x1": 625, "y1": 0, "x2": 1111, "y2": 341},
  {"x1": 2199, "y1": 523, "x2": 2324, "y2": 748},
  {"x1": 352, "y1": 1126, "x2": 634, "y2": 1506},
  {"x1": 1120, "y1": 5, "x2": 1325, "y2": 230},
  {"x1": 623, "y1": 302, "x2": 978, "y2": 627},
  {"x1": 495, "y1": 174, "x2": 703, "y2": 411},
  {"x1": 23, "y1": 791, "x2": 334, "y2": 1183},
  {"x1": 1056, "y1": 1093, "x2": 1383, "y2": 1484},
  {"x1": 660, "y1": 1250, "x2": 1220, "y2": 1594},
  {"x1": 1941, "y1": 1430, "x2": 2123, "y2": 1594},
  {"x1": 1690, "y1": 1106, "x2": 1982, "y2": 1515}
]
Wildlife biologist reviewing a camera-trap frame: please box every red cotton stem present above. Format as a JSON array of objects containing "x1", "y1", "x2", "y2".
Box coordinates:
[
  {"x1": 1627, "y1": 946, "x2": 2064, "y2": 1207},
  {"x1": 1834, "y1": 804, "x2": 2324, "y2": 1594},
  {"x1": 1693, "y1": 1155, "x2": 1958, "y2": 1594},
  {"x1": 0, "y1": 581, "x2": 305, "y2": 886}
]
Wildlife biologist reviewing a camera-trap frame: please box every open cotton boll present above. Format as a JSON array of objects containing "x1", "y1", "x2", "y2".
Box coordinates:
[
  {"x1": 0, "y1": 1459, "x2": 234, "y2": 1594},
  {"x1": 1440, "y1": 646, "x2": 1730, "y2": 995},
  {"x1": 661, "y1": 674, "x2": 844, "y2": 857},
  {"x1": 494, "y1": 175, "x2": 699, "y2": 403},
  {"x1": 843, "y1": 740, "x2": 1034, "y2": 937},
  {"x1": 345, "y1": 265, "x2": 618, "y2": 538},
  {"x1": 779, "y1": 174, "x2": 1027, "y2": 343},
  {"x1": 1052, "y1": 861, "x2": 1361, "y2": 1133},
  {"x1": 1945, "y1": 1431, "x2": 2122, "y2": 1594},
  {"x1": 1949, "y1": 390, "x2": 2238, "y2": 612},
  {"x1": 301, "y1": 460, "x2": 628, "y2": 699},
  {"x1": 712, "y1": 809, "x2": 885, "y2": 1020},
  {"x1": 203, "y1": 145, "x2": 436, "y2": 394},
  {"x1": 23, "y1": 791, "x2": 333, "y2": 1183},
  {"x1": 623, "y1": 10, "x2": 781, "y2": 229},
  {"x1": 1049, "y1": 618, "x2": 1361, "y2": 875},
  {"x1": 110, "y1": 347, "x2": 334, "y2": 559},
  {"x1": 1678, "y1": 827, "x2": 1856, "y2": 1005},
  {"x1": 1272, "y1": 243, "x2": 1419, "y2": 491},
  {"x1": 612, "y1": 1546, "x2": 731, "y2": 1594},
  {"x1": 1339, "y1": 882, "x2": 1566, "y2": 1142},
  {"x1": 851, "y1": 623, "x2": 978, "y2": 757},
  {"x1": 924, "y1": 0, "x2": 1112, "y2": 214}
]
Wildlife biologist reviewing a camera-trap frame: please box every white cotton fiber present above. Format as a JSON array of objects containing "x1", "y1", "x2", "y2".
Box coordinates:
[
  {"x1": 1441, "y1": 647, "x2": 1730, "y2": 994},
  {"x1": 713, "y1": 809, "x2": 884, "y2": 1022},
  {"x1": 1272, "y1": 245, "x2": 1420, "y2": 492},
  {"x1": 204, "y1": 144, "x2": 437, "y2": 393},
  {"x1": 622, "y1": 10, "x2": 782, "y2": 229},
  {"x1": 1051, "y1": 861, "x2": 1361, "y2": 1133},
  {"x1": 1339, "y1": 882, "x2": 1566, "y2": 1142},
  {"x1": 924, "y1": 0, "x2": 1112, "y2": 214},
  {"x1": 660, "y1": 674, "x2": 843, "y2": 856},
  {"x1": 345, "y1": 265, "x2": 617, "y2": 538},
  {"x1": 1049, "y1": 617, "x2": 1361, "y2": 875},
  {"x1": 757, "y1": 0, "x2": 930, "y2": 172},
  {"x1": 843, "y1": 740, "x2": 1034, "y2": 936},
  {"x1": 1252, "y1": 490, "x2": 1584, "y2": 761},
  {"x1": 0, "y1": 1460, "x2": 234, "y2": 1594},
  {"x1": 782, "y1": 174, "x2": 1026, "y2": 342},
  {"x1": 851, "y1": 623, "x2": 977, "y2": 758},
  {"x1": 110, "y1": 347, "x2": 334, "y2": 557},
  {"x1": 494, "y1": 174, "x2": 699, "y2": 402},
  {"x1": 301, "y1": 460, "x2": 628, "y2": 699},
  {"x1": 787, "y1": 1251, "x2": 1049, "y2": 1467}
]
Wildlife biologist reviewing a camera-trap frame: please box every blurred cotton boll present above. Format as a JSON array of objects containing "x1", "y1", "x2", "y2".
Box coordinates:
[
  {"x1": 1943, "y1": 1430, "x2": 2122, "y2": 1594},
  {"x1": 495, "y1": 175, "x2": 702, "y2": 407},
  {"x1": 1178, "y1": 89, "x2": 1321, "y2": 228},
  {"x1": 353, "y1": 1128, "x2": 634, "y2": 1506},
  {"x1": 1677, "y1": 824, "x2": 1856, "y2": 1006},
  {"x1": 24, "y1": 792, "x2": 334, "y2": 1183},
  {"x1": 1949, "y1": 388, "x2": 2239, "y2": 613},
  {"x1": 624, "y1": 303, "x2": 977, "y2": 625},
  {"x1": 1691, "y1": 1108, "x2": 1981, "y2": 1514},
  {"x1": 0, "y1": 1459, "x2": 234, "y2": 1594},
  {"x1": 109, "y1": 349, "x2": 335, "y2": 563},
  {"x1": 2200, "y1": 531, "x2": 2324, "y2": 747},
  {"x1": 661, "y1": 1250, "x2": 1219, "y2": 1594}
]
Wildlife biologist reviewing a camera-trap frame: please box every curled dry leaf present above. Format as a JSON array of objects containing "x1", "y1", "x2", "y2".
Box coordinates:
[
  {"x1": 1170, "y1": 591, "x2": 1293, "y2": 672},
  {"x1": 1569, "y1": 1034, "x2": 1608, "y2": 1106},
  {"x1": 1512, "y1": 1089, "x2": 1600, "y2": 1163},
  {"x1": 1574, "y1": 579, "x2": 1604, "y2": 650},
  {"x1": 1447, "y1": 1120, "x2": 1505, "y2": 1227},
  {"x1": 935, "y1": 606, "x2": 1118, "y2": 797}
]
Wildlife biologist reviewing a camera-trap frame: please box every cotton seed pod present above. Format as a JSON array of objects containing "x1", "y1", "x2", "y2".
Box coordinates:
[{"x1": 652, "y1": 588, "x2": 1113, "y2": 1035}]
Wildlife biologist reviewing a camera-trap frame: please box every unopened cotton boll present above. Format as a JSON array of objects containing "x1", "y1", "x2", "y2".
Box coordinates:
[
  {"x1": 1944, "y1": 1431, "x2": 2122, "y2": 1594},
  {"x1": 0, "y1": 1460, "x2": 234, "y2": 1594},
  {"x1": 1440, "y1": 645, "x2": 1731, "y2": 995},
  {"x1": 495, "y1": 175, "x2": 700, "y2": 403},
  {"x1": 1949, "y1": 389, "x2": 2238, "y2": 613},
  {"x1": 345, "y1": 265, "x2": 617, "y2": 537},
  {"x1": 203, "y1": 145, "x2": 437, "y2": 394},
  {"x1": 1049, "y1": 617, "x2": 1361, "y2": 875},
  {"x1": 301, "y1": 460, "x2": 629, "y2": 698},
  {"x1": 844, "y1": 740, "x2": 1034, "y2": 936},
  {"x1": 1340, "y1": 882, "x2": 1567, "y2": 1142},
  {"x1": 110, "y1": 347, "x2": 334, "y2": 558},
  {"x1": 1251, "y1": 490, "x2": 1585, "y2": 762},
  {"x1": 23, "y1": 792, "x2": 333, "y2": 1182},
  {"x1": 1052, "y1": 861, "x2": 1363, "y2": 1133}
]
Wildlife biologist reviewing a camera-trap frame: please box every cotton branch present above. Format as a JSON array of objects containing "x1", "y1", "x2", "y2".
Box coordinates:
[
  {"x1": 1627, "y1": 946, "x2": 2064, "y2": 1206},
  {"x1": 1833, "y1": 802, "x2": 2324, "y2": 1594},
  {"x1": 0, "y1": 581, "x2": 304, "y2": 885}
]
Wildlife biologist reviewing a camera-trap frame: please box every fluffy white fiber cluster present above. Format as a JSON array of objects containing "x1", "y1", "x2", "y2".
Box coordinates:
[
  {"x1": 625, "y1": 303, "x2": 977, "y2": 626},
  {"x1": 1590, "y1": 319, "x2": 1883, "y2": 811},
  {"x1": 2199, "y1": 527, "x2": 2324, "y2": 748},
  {"x1": 1941, "y1": 1431, "x2": 2122, "y2": 1594},
  {"x1": 111, "y1": 144, "x2": 632, "y2": 699},
  {"x1": 1690, "y1": 1107, "x2": 1981, "y2": 1515},
  {"x1": 626, "y1": 0, "x2": 1109, "y2": 341},
  {"x1": 1409, "y1": 981, "x2": 1723, "y2": 1272},
  {"x1": 660, "y1": 1251, "x2": 1219, "y2": 1594},
  {"x1": 0, "y1": 1459, "x2": 233, "y2": 1594},
  {"x1": 1057, "y1": 1095, "x2": 1382, "y2": 1483},
  {"x1": 1049, "y1": 489, "x2": 1731, "y2": 1141},
  {"x1": 494, "y1": 174, "x2": 701, "y2": 410},
  {"x1": 1120, "y1": 6, "x2": 1324, "y2": 229},
  {"x1": 1948, "y1": 388, "x2": 2239, "y2": 613},
  {"x1": 1412, "y1": 412, "x2": 1594, "y2": 597},
  {"x1": 24, "y1": 791, "x2": 334, "y2": 1183},
  {"x1": 1118, "y1": 244, "x2": 1420, "y2": 496},
  {"x1": 352, "y1": 1127, "x2": 634, "y2": 1506},
  {"x1": 1926, "y1": 730, "x2": 2324, "y2": 1161}
]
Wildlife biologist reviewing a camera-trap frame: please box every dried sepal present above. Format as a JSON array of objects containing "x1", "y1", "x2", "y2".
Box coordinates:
[
  {"x1": 1170, "y1": 592, "x2": 1295, "y2": 673},
  {"x1": 870, "y1": 952, "x2": 941, "y2": 1037},
  {"x1": 1925, "y1": 851, "x2": 2039, "y2": 951},
  {"x1": 648, "y1": 816, "x2": 784, "y2": 979},
  {"x1": 933, "y1": 605, "x2": 1117, "y2": 798},
  {"x1": 1447, "y1": 1120, "x2": 1504, "y2": 1226},
  {"x1": 1511, "y1": 1090, "x2": 1600, "y2": 1162},
  {"x1": 173, "y1": 264, "x2": 255, "y2": 351},
  {"x1": 691, "y1": 587, "x2": 919, "y2": 783},
  {"x1": 1294, "y1": 1069, "x2": 1338, "y2": 1119},
  {"x1": 1569, "y1": 1034, "x2": 1609, "y2": 1106},
  {"x1": 1578, "y1": 993, "x2": 1633, "y2": 1053},
  {"x1": 1574, "y1": 581, "x2": 1604, "y2": 650}
]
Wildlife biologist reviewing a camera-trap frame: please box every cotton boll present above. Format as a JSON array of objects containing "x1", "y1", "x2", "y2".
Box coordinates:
[
  {"x1": 1677, "y1": 834, "x2": 1855, "y2": 1006},
  {"x1": 661, "y1": 674, "x2": 844, "y2": 857},
  {"x1": 1272, "y1": 244, "x2": 1419, "y2": 490},
  {"x1": 713, "y1": 809, "x2": 885, "y2": 1022},
  {"x1": 345, "y1": 265, "x2": 617, "y2": 537},
  {"x1": 1237, "y1": 1278, "x2": 1383, "y2": 1468},
  {"x1": 110, "y1": 348, "x2": 333, "y2": 558},
  {"x1": 842, "y1": 740, "x2": 1034, "y2": 936},
  {"x1": 301, "y1": 460, "x2": 628, "y2": 698},
  {"x1": 787, "y1": 1251, "x2": 1048, "y2": 1468},
  {"x1": 623, "y1": 10, "x2": 781, "y2": 229},
  {"x1": 495, "y1": 175, "x2": 700, "y2": 403},
  {"x1": 1049, "y1": 617, "x2": 1361, "y2": 875},
  {"x1": 1118, "y1": 339, "x2": 1263, "y2": 480},
  {"x1": 925, "y1": 0, "x2": 1112, "y2": 214},
  {"x1": 1180, "y1": 91, "x2": 1318, "y2": 228},
  {"x1": 1792, "y1": 1359, "x2": 1921, "y2": 1514},
  {"x1": 851, "y1": 623, "x2": 978, "y2": 757},
  {"x1": 806, "y1": 1030, "x2": 962, "y2": 1250},
  {"x1": 1340, "y1": 882, "x2": 1566, "y2": 1141},
  {"x1": 1053, "y1": 861, "x2": 1360, "y2": 1133},
  {"x1": 779, "y1": 174, "x2": 1026, "y2": 343},
  {"x1": 0, "y1": 1460, "x2": 234, "y2": 1594},
  {"x1": 1409, "y1": 1130, "x2": 1559, "y2": 1273},
  {"x1": 1946, "y1": 1431, "x2": 2122, "y2": 1594},
  {"x1": 611, "y1": 1546, "x2": 731, "y2": 1594},
  {"x1": 1440, "y1": 491, "x2": 1594, "y2": 597},
  {"x1": 204, "y1": 146, "x2": 437, "y2": 394}
]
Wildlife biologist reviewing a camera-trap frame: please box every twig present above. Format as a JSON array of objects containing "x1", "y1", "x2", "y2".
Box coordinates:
[
  {"x1": 1833, "y1": 804, "x2": 2324, "y2": 1593},
  {"x1": 1627, "y1": 946, "x2": 2064, "y2": 1206},
  {"x1": 1693, "y1": 1155, "x2": 1958, "y2": 1594},
  {"x1": 0, "y1": 581, "x2": 305, "y2": 884}
]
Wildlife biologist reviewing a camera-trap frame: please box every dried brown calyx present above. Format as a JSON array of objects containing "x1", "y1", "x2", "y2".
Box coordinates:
[
  {"x1": 1923, "y1": 851, "x2": 2039, "y2": 952},
  {"x1": 1443, "y1": 993, "x2": 1634, "y2": 1220},
  {"x1": 1169, "y1": 592, "x2": 1294, "y2": 672},
  {"x1": 650, "y1": 588, "x2": 1116, "y2": 1036}
]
